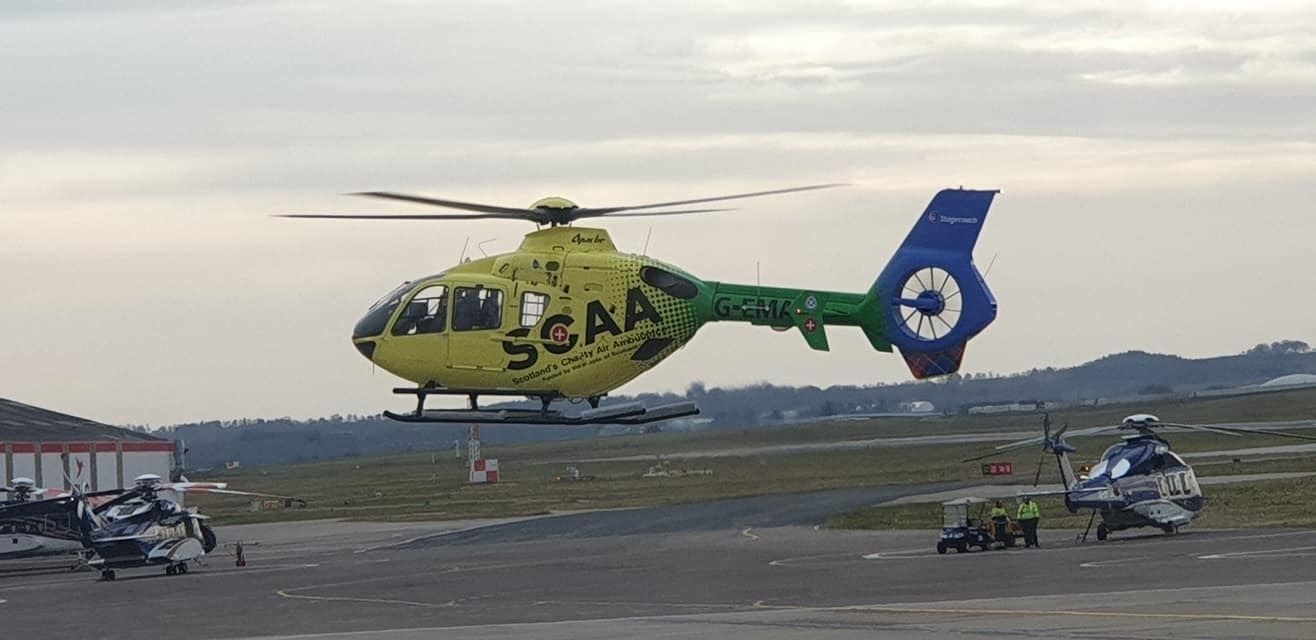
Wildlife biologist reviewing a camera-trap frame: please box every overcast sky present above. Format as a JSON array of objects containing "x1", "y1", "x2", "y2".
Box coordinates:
[{"x1": 2, "y1": 0, "x2": 1314, "y2": 426}]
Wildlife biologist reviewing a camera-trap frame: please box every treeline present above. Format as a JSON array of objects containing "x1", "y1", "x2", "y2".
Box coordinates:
[{"x1": 160, "y1": 342, "x2": 1315, "y2": 470}]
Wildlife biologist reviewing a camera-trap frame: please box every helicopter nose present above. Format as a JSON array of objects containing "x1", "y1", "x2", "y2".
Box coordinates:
[{"x1": 354, "y1": 339, "x2": 376, "y2": 361}]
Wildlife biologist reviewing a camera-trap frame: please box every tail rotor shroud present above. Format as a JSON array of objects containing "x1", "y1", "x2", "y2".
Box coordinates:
[{"x1": 872, "y1": 189, "x2": 999, "y2": 378}]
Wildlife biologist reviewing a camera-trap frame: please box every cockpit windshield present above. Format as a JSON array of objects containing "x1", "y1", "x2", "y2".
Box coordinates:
[
  {"x1": 368, "y1": 282, "x2": 414, "y2": 312},
  {"x1": 354, "y1": 282, "x2": 413, "y2": 339},
  {"x1": 1086, "y1": 440, "x2": 1160, "y2": 481},
  {"x1": 354, "y1": 274, "x2": 449, "y2": 340}
]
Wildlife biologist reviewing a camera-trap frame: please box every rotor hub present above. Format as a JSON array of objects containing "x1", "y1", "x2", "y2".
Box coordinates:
[
  {"x1": 911, "y1": 290, "x2": 946, "y2": 316},
  {"x1": 530, "y1": 196, "x2": 578, "y2": 210}
]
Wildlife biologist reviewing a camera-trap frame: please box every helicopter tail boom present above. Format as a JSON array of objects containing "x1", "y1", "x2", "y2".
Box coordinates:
[{"x1": 869, "y1": 188, "x2": 999, "y2": 378}]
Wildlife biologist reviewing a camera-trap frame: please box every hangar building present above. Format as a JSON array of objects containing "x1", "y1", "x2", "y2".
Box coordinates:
[{"x1": 0, "y1": 398, "x2": 175, "y2": 491}]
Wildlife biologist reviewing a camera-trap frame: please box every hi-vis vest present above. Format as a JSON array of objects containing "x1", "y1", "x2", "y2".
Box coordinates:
[
  {"x1": 990, "y1": 507, "x2": 1008, "y2": 520},
  {"x1": 1017, "y1": 501, "x2": 1040, "y2": 520}
]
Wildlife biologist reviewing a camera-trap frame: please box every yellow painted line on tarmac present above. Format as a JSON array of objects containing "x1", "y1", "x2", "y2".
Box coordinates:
[{"x1": 275, "y1": 589, "x2": 456, "y2": 609}]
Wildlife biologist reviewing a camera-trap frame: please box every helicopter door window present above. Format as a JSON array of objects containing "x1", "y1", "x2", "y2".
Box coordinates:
[
  {"x1": 453, "y1": 286, "x2": 503, "y2": 331},
  {"x1": 392, "y1": 285, "x2": 448, "y2": 336},
  {"x1": 520, "y1": 292, "x2": 549, "y2": 327}
]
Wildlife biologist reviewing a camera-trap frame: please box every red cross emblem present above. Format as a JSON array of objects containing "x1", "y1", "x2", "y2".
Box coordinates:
[
  {"x1": 550, "y1": 324, "x2": 570, "y2": 343},
  {"x1": 804, "y1": 318, "x2": 818, "y2": 332}
]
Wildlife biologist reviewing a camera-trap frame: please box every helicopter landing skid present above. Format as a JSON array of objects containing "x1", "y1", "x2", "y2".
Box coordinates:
[{"x1": 385, "y1": 387, "x2": 699, "y2": 425}]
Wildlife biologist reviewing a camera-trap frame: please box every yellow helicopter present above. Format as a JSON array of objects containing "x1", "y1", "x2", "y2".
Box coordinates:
[{"x1": 284, "y1": 185, "x2": 1000, "y2": 425}]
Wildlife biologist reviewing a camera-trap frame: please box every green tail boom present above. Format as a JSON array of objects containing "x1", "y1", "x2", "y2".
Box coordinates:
[{"x1": 701, "y1": 281, "x2": 891, "y2": 353}]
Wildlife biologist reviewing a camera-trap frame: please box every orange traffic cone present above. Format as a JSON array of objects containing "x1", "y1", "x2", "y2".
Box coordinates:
[{"x1": 235, "y1": 541, "x2": 247, "y2": 567}]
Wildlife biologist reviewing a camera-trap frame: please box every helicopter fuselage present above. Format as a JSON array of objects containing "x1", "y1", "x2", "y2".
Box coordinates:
[
  {"x1": 1062, "y1": 436, "x2": 1205, "y2": 535},
  {"x1": 351, "y1": 226, "x2": 885, "y2": 400},
  {"x1": 89, "y1": 499, "x2": 215, "y2": 571}
]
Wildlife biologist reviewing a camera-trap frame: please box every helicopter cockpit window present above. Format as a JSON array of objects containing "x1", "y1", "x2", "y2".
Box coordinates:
[
  {"x1": 453, "y1": 286, "x2": 503, "y2": 331},
  {"x1": 520, "y1": 292, "x2": 549, "y2": 327},
  {"x1": 354, "y1": 282, "x2": 412, "y2": 339},
  {"x1": 1109, "y1": 459, "x2": 1132, "y2": 479},
  {"x1": 392, "y1": 284, "x2": 448, "y2": 336}
]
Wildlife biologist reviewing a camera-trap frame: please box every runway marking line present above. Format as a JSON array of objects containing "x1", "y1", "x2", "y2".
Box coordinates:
[
  {"x1": 799, "y1": 604, "x2": 1316, "y2": 624},
  {"x1": 276, "y1": 589, "x2": 456, "y2": 609},
  {"x1": 1079, "y1": 556, "x2": 1148, "y2": 568},
  {"x1": 1199, "y1": 545, "x2": 1316, "y2": 560},
  {"x1": 531, "y1": 599, "x2": 750, "y2": 611},
  {"x1": 740, "y1": 528, "x2": 759, "y2": 541}
]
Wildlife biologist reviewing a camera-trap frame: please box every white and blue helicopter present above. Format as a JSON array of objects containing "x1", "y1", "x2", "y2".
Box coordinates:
[
  {"x1": 0, "y1": 478, "x2": 94, "y2": 560},
  {"x1": 0, "y1": 474, "x2": 289, "y2": 579},
  {"x1": 972, "y1": 413, "x2": 1316, "y2": 541},
  {"x1": 86, "y1": 474, "x2": 296, "y2": 580}
]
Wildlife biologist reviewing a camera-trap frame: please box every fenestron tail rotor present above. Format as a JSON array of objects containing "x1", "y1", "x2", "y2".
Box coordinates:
[
  {"x1": 277, "y1": 183, "x2": 846, "y2": 227},
  {"x1": 894, "y1": 266, "x2": 962, "y2": 342}
]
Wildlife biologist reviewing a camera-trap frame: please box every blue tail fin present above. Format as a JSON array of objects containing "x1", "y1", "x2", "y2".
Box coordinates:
[{"x1": 870, "y1": 188, "x2": 999, "y2": 378}]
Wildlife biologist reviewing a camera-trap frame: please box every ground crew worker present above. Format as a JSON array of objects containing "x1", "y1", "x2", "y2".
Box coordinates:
[
  {"x1": 1017, "y1": 496, "x2": 1040, "y2": 548},
  {"x1": 990, "y1": 500, "x2": 1010, "y2": 546}
]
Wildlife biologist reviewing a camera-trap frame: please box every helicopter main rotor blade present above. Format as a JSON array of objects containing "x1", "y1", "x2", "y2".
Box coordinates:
[
  {"x1": 961, "y1": 424, "x2": 1119, "y2": 462},
  {"x1": 1153, "y1": 423, "x2": 1241, "y2": 437},
  {"x1": 574, "y1": 207, "x2": 732, "y2": 219},
  {"x1": 276, "y1": 212, "x2": 534, "y2": 221},
  {"x1": 160, "y1": 482, "x2": 227, "y2": 491},
  {"x1": 172, "y1": 487, "x2": 296, "y2": 499},
  {"x1": 92, "y1": 490, "x2": 144, "y2": 513},
  {"x1": 349, "y1": 192, "x2": 535, "y2": 216},
  {"x1": 1161, "y1": 422, "x2": 1316, "y2": 441},
  {"x1": 579, "y1": 183, "x2": 847, "y2": 214},
  {"x1": 283, "y1": 184, "x2": 844, "y2": 226},
  {"x1": 584, "y1": 183, "x2": 848, "y2": 214}
]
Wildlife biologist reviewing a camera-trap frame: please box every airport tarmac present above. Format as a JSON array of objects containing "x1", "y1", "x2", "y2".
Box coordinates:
[{"x1": 3, "y1": 485, "x2": 1315, "y2": 639}]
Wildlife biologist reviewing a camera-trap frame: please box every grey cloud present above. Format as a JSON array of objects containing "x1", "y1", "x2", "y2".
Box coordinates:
[{"x1": 3, "y1": 1, "x2": 1315, "y2": 424}]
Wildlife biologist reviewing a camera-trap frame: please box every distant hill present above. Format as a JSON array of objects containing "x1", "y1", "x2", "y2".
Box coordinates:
[
  {"x1": 156, "y1": 341, "x2": 1315, "y2": 470},
  {"x1": 627, "y1": 343, "x2": 1316, "y2": 428}
]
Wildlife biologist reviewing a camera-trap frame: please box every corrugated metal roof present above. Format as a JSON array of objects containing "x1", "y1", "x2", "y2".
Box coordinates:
[{"x1": 0, "y1": 398, "x2": 162, "y2": 442}]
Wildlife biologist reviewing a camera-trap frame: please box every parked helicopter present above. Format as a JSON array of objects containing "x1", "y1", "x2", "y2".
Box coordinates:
[
  {"x1": 0, "y1": 474, "x2": 288, "y2": 579},
  {"x1": 284, "y1": 185, "x2": 1001, "y2": 425},
  {"x1": 0, "y1": 478, "x2": 95, "y2": 560},
  {"x1": 970, "y1": 413, "x2": 1316, "y2": 540},
  {"x1": 87, "y1": 474, "x2": 292, "y2": 580}
]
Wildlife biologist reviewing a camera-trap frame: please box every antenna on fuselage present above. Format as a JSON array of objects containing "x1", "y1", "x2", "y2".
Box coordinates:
[
  {"x1": 741, "y1": 260, "x2": 770, "y2": 314},
  {"x1": 477, "y1": 238, "x2": 496, "y2": 258},
  {"x1": 458, "y1": 237, "x2": 470, "y2": 263},
  {"x1": 984, "y1": 252, "x2": 999, "y2": 277},
  {"x1": 642, "y1": 226, "x2": 653, "y2": 256}
]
